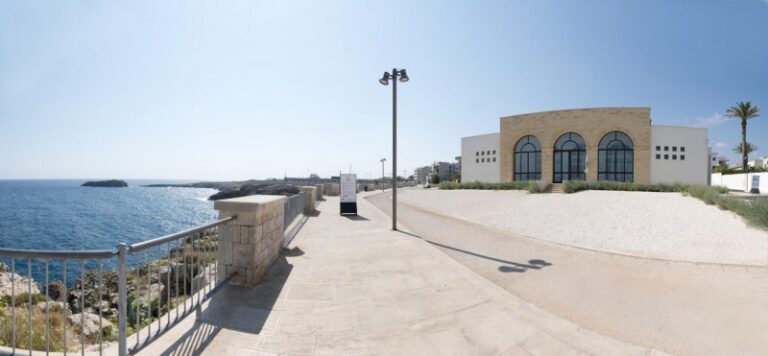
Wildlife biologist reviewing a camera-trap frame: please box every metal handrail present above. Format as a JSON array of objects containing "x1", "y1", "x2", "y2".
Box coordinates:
[
  {"x1": 0, "y1": 247, "x2": 115, "y2": 259},
  {"x1": 128, "y1": 216, "x2": 236, "y2": 252}
]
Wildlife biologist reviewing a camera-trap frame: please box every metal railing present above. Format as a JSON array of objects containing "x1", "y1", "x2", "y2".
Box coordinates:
[
  {"x1": 0, "y1": 216, "x2": 236, "y2": 356},
  {"x1": 283, "y1": 192, "x2": 306, "y2": 228}
]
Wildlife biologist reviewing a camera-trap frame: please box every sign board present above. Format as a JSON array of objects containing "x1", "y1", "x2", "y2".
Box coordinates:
[
  {"x1": 751, "y1": 175, "x2": 761, "y2": 194},
  {"x1": 340, "y1": 173, "x2": 358, "y2": 215}
]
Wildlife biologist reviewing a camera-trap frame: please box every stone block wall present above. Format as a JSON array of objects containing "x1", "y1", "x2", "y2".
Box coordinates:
[
  {"x1": 499, "y1": 107, "x2": 652, "y2": 184},
  {"x1": 214, "y1": 195, "x2": 286, "y2": 286},
  {"x1": 299, "y1": 186, "x2": 317, "y2": 213},
  {"x1": 314, "y1": 184, "x2": 324, "y2": 201}
]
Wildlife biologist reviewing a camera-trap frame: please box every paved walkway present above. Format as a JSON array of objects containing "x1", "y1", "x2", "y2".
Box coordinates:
[
  {"x1": 367, "y1": 190, "x2": 768, "y2": 355},
  {"x1": 139, "y1": 193, "x2": 665, "y2": 355}
]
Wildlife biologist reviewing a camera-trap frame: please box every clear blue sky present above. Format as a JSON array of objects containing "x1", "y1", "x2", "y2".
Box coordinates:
[{"x1": 1, "y1": 0, "x2": 766, "y2": 180}]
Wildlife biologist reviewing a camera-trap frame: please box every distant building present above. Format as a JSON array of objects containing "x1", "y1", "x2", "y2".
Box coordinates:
[
  {"x1": 460, "y1": 107, "x2": 710, "y2": 185},
  {"x1": 432, "y1": 161, "x2": 452, "y2": 182},
  {"x1": 748, "y1": 157, "x2": 768, "y2": 170},
  {"x1": 414, "y1": 166, "x2": 432, "y2": 184}
]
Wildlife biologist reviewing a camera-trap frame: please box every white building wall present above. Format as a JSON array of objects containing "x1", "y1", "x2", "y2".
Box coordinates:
[
  {"x1": 711, "y1": 172, "x2": 768, "y2": 193},
  {"x1": 461, "y1": 133, "x2": 500, "y2": 182},
  {"x1": 650, "y1": 126, "x2": 709, "y2": 185}
]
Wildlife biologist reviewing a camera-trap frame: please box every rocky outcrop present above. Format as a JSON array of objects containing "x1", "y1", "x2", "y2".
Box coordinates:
[
  {"x1": 209, "y1": 183, "x2": 300, "y2": 201},
  {"x1": 68, "y1": 312, "x2": 114, "y2": 340},
  {"x1": 81, "y1": 180, "x2": 128, "y2": 188},
  {"x1": 0, "y1": 270, "x2": 40, "y2": 298}
]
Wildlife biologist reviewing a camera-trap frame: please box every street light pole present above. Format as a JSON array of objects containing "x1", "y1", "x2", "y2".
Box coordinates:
[
  {"x1": 380, "y1": 158, "x2": 386, "y2": 191},
  {"x1": 379, "y1": 68, "x2": 409, "y2": 231}
]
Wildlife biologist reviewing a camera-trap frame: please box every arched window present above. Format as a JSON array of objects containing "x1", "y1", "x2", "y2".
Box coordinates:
[
  {"x1": 598, "y1": 131, "x2": 634, "y2": 182},
  {"x1": 514, "y1": 135, "x2": 541, "y2": 181},
  {"x1": 553, "y1": 132, "x2": 586, "y2": 183}
]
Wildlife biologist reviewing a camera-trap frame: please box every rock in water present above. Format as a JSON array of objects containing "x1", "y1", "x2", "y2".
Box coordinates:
[{"x1": 81, "y1": 180, "x2": 128, "y2": 187}]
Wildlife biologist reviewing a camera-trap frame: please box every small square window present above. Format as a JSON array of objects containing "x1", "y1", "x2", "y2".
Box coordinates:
[
  {"x1": 493, "y1": 157, "x2": 496, "y2": 162},
  {"x1": 476, "y1": 152, "x2": 479, "y2": 156},
  {"x1": 681, "y1": 155, "x2": 685, "y2": 160},
  {"x1": 664, "y1": 146, "x2": 669, "y2": 151},
  {"x1": 656, "y1": 154, "x2": 661, "y2": 159},
  {"x1": 476, "y1": 158, "x2": 479, "y2": 163},
  {"x1": 672, "y1": 155, "x2": 677, "y2": 160},
  {"x1": 681, "y1": 147, "x2": 685, "y2": 152},
  {"x1": 656, "y1": 146, "x2": 661, "y2": 151},
  {"x1": 672, "y1": 146, "x2": 677, "y2": 152},
  {"x1": 481, "y1": 158, "x2": 485, "y2": 162},
  {"x1": 664, "y1": 154, "x2": 669, "y2": 160},
  {"x1": 481, "y1": 151, "x2": 485, "y2": 156},
  {"x1": 493, "y1": 150, "x2": 496, "y2": 155}
]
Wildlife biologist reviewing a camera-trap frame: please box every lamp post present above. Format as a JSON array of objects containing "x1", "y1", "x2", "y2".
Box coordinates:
[
  {"x1": 380, "y1": 158, "x2": 386, "y2": 191},
  {"x1": 379, "y1": 68, "x2": 409, "y2": 231}
]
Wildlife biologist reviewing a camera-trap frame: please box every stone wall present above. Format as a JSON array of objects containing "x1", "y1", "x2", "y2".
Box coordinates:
[
  {"x1": 499, "y1": 107, "x2": 652, "y2": 184},
  {"x1": 214, "y1": 195, "x2": 285, "y2": 286},
  {"x1": 299, "y1": 186, "x2": 317, "y2": 213}
]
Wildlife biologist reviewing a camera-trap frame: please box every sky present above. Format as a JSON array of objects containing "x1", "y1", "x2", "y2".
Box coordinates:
[{"x1": 1, "y1": 0, "x2": 767, "y2": 180}]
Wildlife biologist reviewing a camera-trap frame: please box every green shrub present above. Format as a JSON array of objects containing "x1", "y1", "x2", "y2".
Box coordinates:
[{"x1": 438, "y1": 181, "x2": 541, "y2": 193}]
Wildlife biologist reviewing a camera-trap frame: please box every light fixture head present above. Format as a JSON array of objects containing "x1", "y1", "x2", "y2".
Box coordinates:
[
  {"x1": 379, "y1": 72, "x2": 391, "y2": 85},
  {"x1": 398, "y1": 69, "x2": 409, "y2": 82}
]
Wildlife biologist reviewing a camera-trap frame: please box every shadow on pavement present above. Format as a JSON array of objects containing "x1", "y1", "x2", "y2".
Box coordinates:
[
  {"x1": 158, "y1": 321, "x2": 221, "y2": 356},
  {"x1": 154, "y1": 257, "x2": 293, "y2": 355},
  {"x1": 396, "y1": 230, "x2": 552, "y2": 273},
  {"x1": 343, "y1": 215, "x2": 370, "y2": 221}
]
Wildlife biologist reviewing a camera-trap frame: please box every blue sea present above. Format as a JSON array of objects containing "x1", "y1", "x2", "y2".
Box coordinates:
[{"x1": 0, "y1": 180, "x2": 218, "y2": 283}]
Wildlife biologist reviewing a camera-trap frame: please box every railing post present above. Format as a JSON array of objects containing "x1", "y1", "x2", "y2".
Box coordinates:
[{"x1": 118, "y1": 243, "x2": 128, "y2": 356}]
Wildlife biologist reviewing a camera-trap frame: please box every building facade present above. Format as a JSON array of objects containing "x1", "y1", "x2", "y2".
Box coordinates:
[
  {"x1": 460, "y1": 133, "x2": 500, "y2": 182},
  {"x1": 461, "y1": 108, "x2": 709, "y2": 185}
]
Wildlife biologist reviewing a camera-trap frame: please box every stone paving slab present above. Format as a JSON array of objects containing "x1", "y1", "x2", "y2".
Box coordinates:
[{"x1": 138, "y1": 192, "x2": 666, "y2": 355}]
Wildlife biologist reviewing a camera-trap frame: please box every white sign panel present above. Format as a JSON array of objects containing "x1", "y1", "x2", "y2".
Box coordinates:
[
  {"x1": 340, "y1": 174, "x2": 357, "y2": 203},
  {"x1": 752, "y1": 175, "x2": 760, "y2": 190}
]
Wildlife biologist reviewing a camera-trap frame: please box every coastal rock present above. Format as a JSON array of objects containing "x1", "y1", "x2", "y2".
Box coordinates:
[
  {"x1": 81, "y1": 180, "x2": 128, "y2": 188},
  {"x1": 208, "y1": 183, "x2": 300, "y2": 200},
  {"x1": 68, "y1": 312, "x2": 113, "y2": 339},
  {"x1": 0, "y1": 271, "x2": 40, "y2": 298}
]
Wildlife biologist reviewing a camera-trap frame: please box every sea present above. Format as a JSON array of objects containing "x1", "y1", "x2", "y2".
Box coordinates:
[{"x1": 0, "y1": 179, "x2": 218, "y2": 284}]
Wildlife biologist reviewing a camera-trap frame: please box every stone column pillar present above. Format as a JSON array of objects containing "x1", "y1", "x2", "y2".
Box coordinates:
[
  {"x1": 299, "y1": 186, "x2": 317, "y2": 213},
  {"x1": 214, "y1": 195, "x2": 286, "y2": 286},
  {"x1": 587, "y1": 146, "x2": 599, "y2": 182},
  {"x1": 315, "y1": 184, "x2": 324, "y2": 201}
]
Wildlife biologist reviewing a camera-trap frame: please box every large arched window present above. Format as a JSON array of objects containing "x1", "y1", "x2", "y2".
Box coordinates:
[
  {"x1": 514, "y1": 135, "x2": 541, "y2": 181},
  {"x1": 553, "y1": 132, "x2": 586, "y2": 183},
  {"x1": 598, "y1": 131, "x2": 634, "y2": 182}
]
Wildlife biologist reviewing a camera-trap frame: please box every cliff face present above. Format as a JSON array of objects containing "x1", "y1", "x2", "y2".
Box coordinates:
[{"x1": 81, "y1": 180, "x2": 128, "y2": 188}]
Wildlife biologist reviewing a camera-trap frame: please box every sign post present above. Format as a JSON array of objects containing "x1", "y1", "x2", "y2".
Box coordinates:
[
  {"x1": 751, "y1": 175, "x2": 760, "y2": 194},
  {"x1": 340, "y1": 173, "x2": 358, "y2": 215}
]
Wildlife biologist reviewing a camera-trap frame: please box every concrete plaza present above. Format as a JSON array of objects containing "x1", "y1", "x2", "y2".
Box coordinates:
[{"x1": 138, "y1": 193, "x2": 666, "y2": 355}]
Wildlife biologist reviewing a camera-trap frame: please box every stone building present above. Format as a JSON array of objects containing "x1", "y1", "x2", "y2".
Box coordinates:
[{"x1": 461, "y1": 107, "x2": 710, "y2": 185}]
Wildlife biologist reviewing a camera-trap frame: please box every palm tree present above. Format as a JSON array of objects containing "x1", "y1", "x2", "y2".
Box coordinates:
[
  {"x1": 732, "y1": 142, "x2": 759, "y2": 169},
  {"x1": 726, "y1": 101, "x2": 760, "y2": 172}
]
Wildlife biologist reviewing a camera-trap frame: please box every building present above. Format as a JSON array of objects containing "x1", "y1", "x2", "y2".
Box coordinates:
[
  {"x1": 461, "y1": 133, "x2": 500, "y2": 182},
  {"x1": 461, "y1": 108, "x2": 710, "y2": 185},
  {"x1": 748, "y1": 157, "x2": 768, "y2": 170},
  {"x1": 414, "y1": 166, "x2": 432, "y2": 184},
  {"x1": 432, "y1": 161, "x2": 452, "y2": 182}
]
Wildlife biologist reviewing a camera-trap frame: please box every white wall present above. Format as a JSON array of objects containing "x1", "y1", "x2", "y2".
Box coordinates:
[
  {"x1": 711, "y1": 172, "x2": 768, "y2": 193},
  {"x1": 650, "y1": 126, "x2": 709, "y2": 185},
  {"x1": 461, "y1": 133, "x2": 500, "y2": 182}
]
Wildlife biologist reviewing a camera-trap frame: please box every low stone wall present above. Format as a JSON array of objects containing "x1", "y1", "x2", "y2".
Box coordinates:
[
  {"x1": 326, "y1": 183, "x2": 340, "y2": 196},
  {"x1": 299, "y1": 186, "x2": 317, "y2": 213},
  {"x1": 214, "y1": 195, "x2": 286, "y2": 285}
]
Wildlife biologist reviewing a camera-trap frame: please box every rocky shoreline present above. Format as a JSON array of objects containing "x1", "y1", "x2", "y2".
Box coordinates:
[{"x1": 144, "y1": 180, "x2": 301, "y2": 200}]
